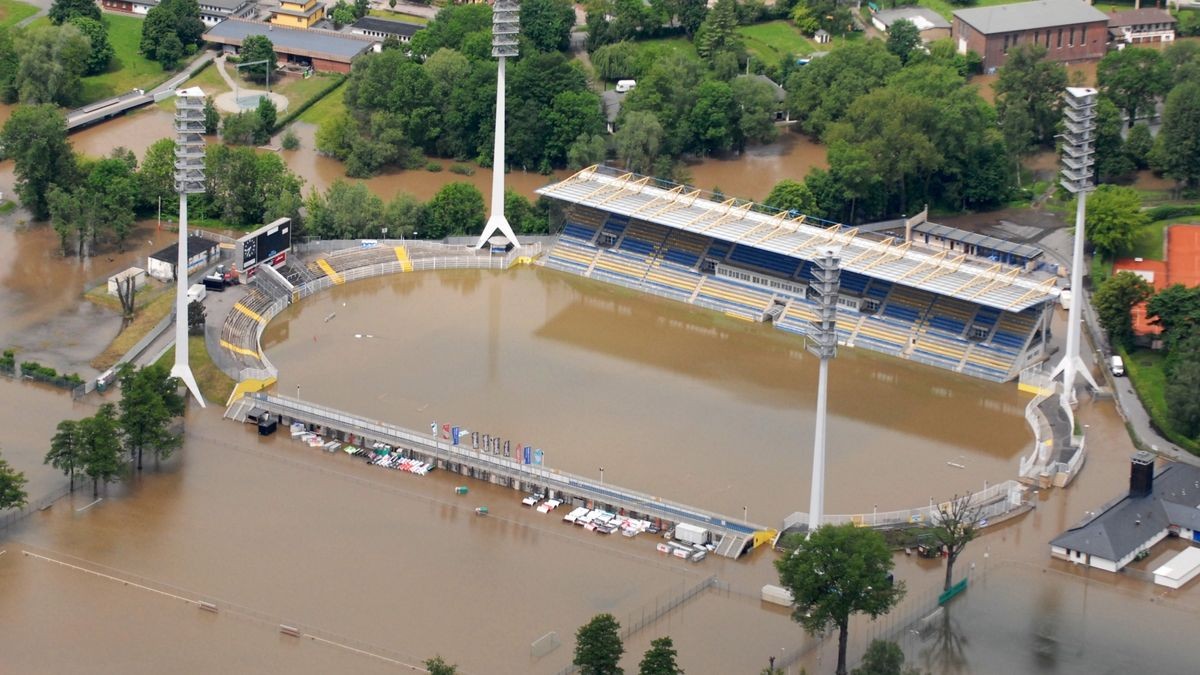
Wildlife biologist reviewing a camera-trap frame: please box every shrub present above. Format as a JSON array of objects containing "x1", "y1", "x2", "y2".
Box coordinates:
[
  {"x1": 425, "y1": 161, "x2": 443, "y2": 172},
  {"x1": 448, "y1": 163, "x2": 474, "y2": 176},
  {"x1": 1145, "y1": 203, "x2": 1200, "y2": 221},
  {"x1": 281, "y1": 129, "x2": 300, "y2": 150}
]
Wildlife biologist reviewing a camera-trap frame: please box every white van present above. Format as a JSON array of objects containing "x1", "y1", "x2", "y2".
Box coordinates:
[
  {"x1": 1110, "y1": 355, "x2": 1125, "y2": 377},
  {"x1": 615, "y1": 79, "x2": 636, "y2": 93},
  {"x1": 187, "y1": 283, "x2": 206, "y2": 304}
]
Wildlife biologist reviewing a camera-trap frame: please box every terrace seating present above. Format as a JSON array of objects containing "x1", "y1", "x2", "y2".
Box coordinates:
[
  {"x1": 960, "y1": 343, "x2": 1014, "y2": 381},
  {"x1": 590, "y1": 247, "x2": 653, "y2": 287},
  {"x1": 618, "y1": 219, "x2": 668, "y2": 258},
  {"x1": 911, "y1": 329, "x2": 971, "y2": 370},
  {"x1": 926, "y1": 296, "x2": 978, "y2": 337},
  {"x1": 660, "y1": 229, "x2": 709, "y2": 268},
  {"x1": 853, "y1": 315, "x2": 913, "y2": 356},
  {"x1": 727, "y1": 244, "x2": 801, "y2": 278},
  {"x1": 693, "y1": 274, "x2": 775, "y2": 321},
  {"x1": 881, "y1": 284, "x2": 934, "y2": 324},
  {"x1": 774, "y1": 300, "x2": 818, "y2": 337},
  {"x1": 544, "y1": 237, "x2": 598, "y2": 274},
  {"x1": 569, "y1": 206, "x2": 608, "y2": 232},
  {"x1": 640, "y1": 260, "x2": 703, "y2": 301},
  {"x1": 219, "y1": 286, "x2": 278, "y2": 370},
  {"x1": 839, "y1": 272, "x2": 869, "y2": 297},
  {"x1": 561, "y1": 222, "x2": 598, "y2": 243},
  {"x1": 993, "y1": 309, "x2": 1038, "y2": 351},
  {"x1": 864, "y1": 279, "x2": 891, "y2": 301},
  {"x1": 321, "y1": 245, "x2": 403, "y2": 273},
  {"x1": 703, "y1": 239, "x2": 732, "y2": 262}
]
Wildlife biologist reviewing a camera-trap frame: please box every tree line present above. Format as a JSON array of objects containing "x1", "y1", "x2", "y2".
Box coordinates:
[
  {"x1": 0, "y1": 105, "x2": 305, "y2": 254},
  {"x1": 0, "y1": 0, "x2": 113, "y2": 107},
  {"x1": 0, "y1": 363, "x2": 185, "y2": 515}
]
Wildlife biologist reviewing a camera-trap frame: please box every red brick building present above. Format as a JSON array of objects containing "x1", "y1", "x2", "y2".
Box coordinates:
[{"x1": 953, "y1": 0, "x2": 1110, "y2": 72}]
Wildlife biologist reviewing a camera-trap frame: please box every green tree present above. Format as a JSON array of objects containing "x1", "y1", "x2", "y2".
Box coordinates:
[
  {"x1": 775, "y1": 524, "x2": 905, "y2": 675},
  {"x1": 0, "y1": 27, "x2": 19, "y2": 103},
  {"x1": 687, "y1": 79, "x2": 736, "y2": 155},
  {"x1": 80, "y1": 403, "x2": 125, "y2": 498},
  {"x1": 614, "y1": 110, "x2": 663, "y2": 173},
  {"x1": 930, "y1": 492, "x2": 980, "y2": 591},
  {"x1": 1157, "y1": 81, "x2": 1200, "y2": 189},
  {"x1": 521, "y1": 0, "x2": 575, "y2": 52},
  {"x1": 409, "y1": 3, "x2": 492, "y2": 57},
  {"x1": 306, "y1": 180, "x2": 386, "y2": 239},
  {"x1": 852, "y1": 639, "x2": 915, "y2": 675},
  {"x1": 204, "y1": 144, "x2": 304, "y2": 226},
  {"x1": 731, "y1": 75, "x2": 779, "y2": 147},
  {"x1": 49, "y1": 0, "x2": 101, "y2": 25},
  {"x1": 203, "y1": 96, "x2": 219, "y2": 134},
  {"x1": 1146, "y1": 284, "x2": 1200, "y2": 347},
  {"x1": 45, "y1": 419, "x2": 85, "y2": 491},
  {"x1": 87, "y1": 153, "x2": 140, "y2": 247},
  {"x1": 0, "y1": 452, "x2": 29, "y2": 511},
  {"x1": 673, "y1": 0, "x2": 707, "y2": 37},
  {"x1": 256, "y1": 95, "x2": 277, "y2": 142},
  {"x1": 1094, "y1": 97, "x2": 1135, "y2": 182},
  {"x1": 1098, "y1": 48, "x2": 1170, "y2": 125},
  {"x1": 141, "y1": 0, "x2": 204, "y2": 63},
  {"x1": 222, "y1": 111, "x2": 264, "y2": 146},
  {"x1": 14, "y1": 24, "x2": 90, "y2": 105},
  {"x1": 994, "y1": 44, "x2": 1066, "y2": 150},
  {"x1": 240, "y1": 35, "x2": 277, "y2": 84},
  {"x1": 765, "y1": 179, "x2": 816, "y2": 215},
  {"x1": 68, "y1": 16, "x2": 114, "y2": 75},
  {"x1": 47, "y1": 185, "x2": 95, "y2": 256},
  {"x1": 574, "y1": 613, "x2": 624, "y2": 675},
  {"x1": 1124, "y1": 123, "x2": 1153, "y2": 170},
  {"x1": 1164, "y1": 39, "x2": 1200, "y2": 86},
  {"x1": 592, "y1": 41, "x2": 639, "y2": 80},
  {"x1": 1094, "y1": 271, "x2": 1153, "y2": 349},
  {"x1": 784, "y1": 41, "x2": 901, "y2": 138},
  {"x1": 1165, "y1": 338, "x2": 1200, "y2": 438},
  {"x1": 188, "y1": 299, "x2": 206, "y2": 336},
  {"x1": 567, "y1": 132, "x2": 608, "y2": 169},
  {"x1": 426, "y1": 182, "x2": 485, "y2": 239},
  {"x1": 695, "y1": 0, "x2": 742, "y2": 63},
  {"x1": 118, "y1": 363, "x2": 183, "y2": 471},
  {"x1": 638, "y1": 636, "x2": 681, "y2": 675},
  {"x1": 799, "y1": 0, "x2": 852, "y2": 35},
  {"x1": 1082, "y1": 184, "x2": 1148, "y2": 258},
  {"x1": 423, "y1": 656, "x2": 458, "y2": 675},
  {"x1": 354, "y1": 0, "x2": 369, "y2": 18},
  {"x1": 139, "y1": 138, "x2": 179, "y2": 215},
  {"x1": 331, "y1": 1, "x2": 357, "y2": 28},
  {"x1": 0, "y1": 104, "x2": 77, "y2": 220},
  {"x1": 885, "y1": 19, "x2": 921, "y2": 65},
  {"x1": 504, "y1": 189, "x2": 547, "y2": 234}
]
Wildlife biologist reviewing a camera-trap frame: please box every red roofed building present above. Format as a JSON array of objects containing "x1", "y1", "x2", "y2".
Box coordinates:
[{"x1": 1113, "y1": 224, "x2": 1200, "y2": 340}]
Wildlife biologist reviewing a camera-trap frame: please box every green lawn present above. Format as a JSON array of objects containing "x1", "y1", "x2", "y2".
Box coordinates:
[
  {"x1": 1131, "y1": 216, "x2": 1196, "y2": 261},
  {"x1": 297, "y1": 80, "x2": 346, "y2": 126},
  {"x1": 0, "y1": 0, "x2": 37, "y2": 28},
  {"x1": 626, "y1": 36, "x2": 701, "y2": 69},
  {"x1": 368, "y1": 8, "x2": 428, "y2": 23},
  {"x1": 79, "y1": 13, "x2": 177, "y2": 104},
  {"x1": 736, "y1": 20, "x2": 814, "y2": 68},
  {"x1": 275, "y1": 72, "x2": 341, "y2": 109}
]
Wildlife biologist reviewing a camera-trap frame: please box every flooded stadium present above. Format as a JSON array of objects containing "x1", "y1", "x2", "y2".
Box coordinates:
[{"x1": 262, "y1": 266, "x2": 1033, "y2": 519}]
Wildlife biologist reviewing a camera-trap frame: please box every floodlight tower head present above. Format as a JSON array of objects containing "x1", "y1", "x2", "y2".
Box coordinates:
[
  {"x1": 806, "y1": 246, "x2": 842, "y2": 361},
  {"x1": 1060, "y1": 87, "x2": 1098, "y2": 196},
  {"x1": 492, "y1": 0, "x2": 520, "y2": 59}
]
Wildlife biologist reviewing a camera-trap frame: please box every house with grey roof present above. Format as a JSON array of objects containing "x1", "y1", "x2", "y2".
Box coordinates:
[
  {"x1": 953, "y1": 0, "x2": 1109, "y2": 72},
  {"x1": 1050, "y1": 452, "x2": 1200, "y2": 573},
  {"x1": 871, "y1": 7, "x2": 951, "y2": 42},
  {"x1": 1108, "y1": 8, "x2": 1177, "y2": 46},
  {"x1": 203, "y1": 19, "x2": 376, "y2": 73},
  {"x1": 350, "y1": 17, "x2": 425, "y2": 43},
  {"x1": 98, "y1": 0, "x2": 252, "y2": 25}
]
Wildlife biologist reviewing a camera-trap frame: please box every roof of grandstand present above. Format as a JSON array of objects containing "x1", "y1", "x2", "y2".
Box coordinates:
[
  {"x1": 536, "y1": 166, "x2": 1060, "y2": 313},
  {"x1": 912, "y1": 221, "x2": 1044, "y2": 262}
]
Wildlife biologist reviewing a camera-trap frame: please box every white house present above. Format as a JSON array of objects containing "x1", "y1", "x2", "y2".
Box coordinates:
[{"x1": 147, "y1": 235, "x2": 221, "y2": 282}]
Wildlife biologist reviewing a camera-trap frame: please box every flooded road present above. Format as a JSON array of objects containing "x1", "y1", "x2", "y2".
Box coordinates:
[{"x1": 264, "y1": 267, "x2": 1031, "y2": 519}]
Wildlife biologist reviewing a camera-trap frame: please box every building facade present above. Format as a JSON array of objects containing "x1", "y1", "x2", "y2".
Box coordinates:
[
  {"x1": 953, "y1": 0, "x2": 1109, "y2": 72},
  {"x1": 871, "y1": 7, "x2": 952, "y2": 42},
  {"x1": 1108, "y1": 9, "x2": 1177, "y2": 46},
  {"x1": 271, "y1": 0, "x2": 326, "y2": 28},
  {"x1": 205, "y1": 19, "x2": 374, "y2": 74},
  {"x1": 349, "y1": 17, "x2": 425, "y2": 42},
  {"x1": 99, "y1": 0, "x2": 250, "y2": 24}
]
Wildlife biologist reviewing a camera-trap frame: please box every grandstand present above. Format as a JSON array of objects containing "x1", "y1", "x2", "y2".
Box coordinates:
[{"x1": 537, "y1": 166, "x2": 1060, "y2": 383}]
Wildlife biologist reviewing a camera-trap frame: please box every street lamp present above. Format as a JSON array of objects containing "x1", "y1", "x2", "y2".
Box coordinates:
[
  {"x1": 296, "y1": 384, "x2": 301, "y2": 401},
  {"x1": 599, "y1": 467, "x2": 604, "y2": 485}
]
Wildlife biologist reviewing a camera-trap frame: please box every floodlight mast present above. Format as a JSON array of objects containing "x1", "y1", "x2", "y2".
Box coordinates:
[
  {"x1": 475, "y1": 0, "x2": 522, "y2": 250},
  {"x1": 806, "y1": 247, "x2": 841, "y2": 535},
  {"x1": 171, "y1": 87, "x2": 208, "y2": 407},
  {"x1": 1051, "y1": 87, "x2": 1101, "y2": 406}
]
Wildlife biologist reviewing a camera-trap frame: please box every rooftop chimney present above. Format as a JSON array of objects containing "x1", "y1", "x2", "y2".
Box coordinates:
[{"x1": 1130, "y1": 451, "x2": 1155, "y2": 498}]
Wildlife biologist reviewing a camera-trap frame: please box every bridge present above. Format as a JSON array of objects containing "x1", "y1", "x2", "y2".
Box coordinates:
[
  {"x1": 66, "y1": 53, "x2": 214, "y2": 131},
  {"x1": 225, "y1": 392, "x2": 775, "y2": 559}
]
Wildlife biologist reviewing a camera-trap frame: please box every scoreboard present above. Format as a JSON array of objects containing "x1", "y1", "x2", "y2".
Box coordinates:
[{"x1": 238, "y1": 217, "x2": 291, "y2": 276}]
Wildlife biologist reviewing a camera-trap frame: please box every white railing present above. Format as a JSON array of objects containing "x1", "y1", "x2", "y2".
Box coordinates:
[{"x1": 781, "y1": 479, "x2": 1027, "y2": 531}]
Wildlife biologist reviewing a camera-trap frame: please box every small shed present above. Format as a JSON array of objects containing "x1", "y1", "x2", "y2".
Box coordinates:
[
  {"x1": 107, "y1": 267, "x2": 147, "y2": 296},
  {"x1": 1153, "y1": 547, "x2": 1200, "y2": 589},
  {"x1": 814, "y1": 29, "x2": 831, "y2": 44},
  {"x1": 148, "y1": 235, "x2": 221, "y2": 281}
]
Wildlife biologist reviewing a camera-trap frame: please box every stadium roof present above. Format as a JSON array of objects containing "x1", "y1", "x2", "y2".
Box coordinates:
[
  {"x1": 913, "y1": 222, "x2": 1043, "y2": 262},
  {"x1": 953, "y1": 1, "x2": 1108, "y2": 34},
  {"x1": 536, "y1": 166, "x2": 1059, "y2": 313}
]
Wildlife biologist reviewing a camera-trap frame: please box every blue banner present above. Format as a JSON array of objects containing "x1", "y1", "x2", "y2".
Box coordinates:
[
  {"x1": 452, "y1": 427, "x2": 460, "y2": 445},
  {"x1": 523, "y1": 446, "x2": 531, "y2": 464}
]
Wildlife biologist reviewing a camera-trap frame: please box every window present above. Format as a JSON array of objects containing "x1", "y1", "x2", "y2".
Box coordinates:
[
  {"x1": 1081, "y1": 26, "x2": 1087, "y2": 43},
  {"x1": 1057, "y1": 28, "x2": 1063, "y2": 48},
  {"x1": 1069, "y1": 28, "x2": 1075, "y2": 46}
]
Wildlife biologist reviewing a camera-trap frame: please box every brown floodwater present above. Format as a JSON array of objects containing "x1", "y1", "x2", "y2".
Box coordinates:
[
  {"x1": 684, "y1": 132, "x2": 828, "y2": 202},
  {"x1": 263, "y1": 267, "x2": 1031, "y2": 519}
]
